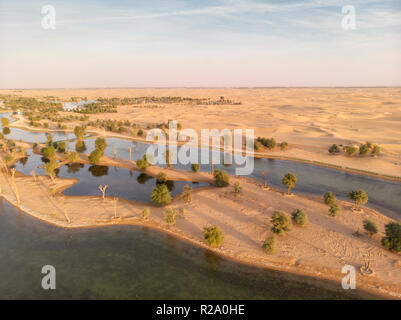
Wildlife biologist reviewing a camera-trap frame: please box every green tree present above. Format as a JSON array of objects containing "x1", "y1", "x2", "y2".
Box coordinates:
[
  {"x1": 141, "y1": 208, "x2": 150, "y2": 220},
  {"x1": 328, "y1": 144, "x2": 340, "y2": 154},
  {"x1": 345, "y1": 146, "x2": 357, "y2": 156},
  {"x1": 73, "y1": 125, "x2": 86, "y2": 140},
  {"x1": 57, "y1": 141, "x2": 66, "y2": 153},
  {"x1": 329, "y1": 204, "x2": 340, "y2": 217},
  {"x1": 136, "y1": 155, "x2": 151, "y2": 170},
  {"x1": 359, "y1": 143, "x2": 370, "y2": 155},
  {"x1": 75, "y1": 140, "x2": 86, "y2": 153},
  {"x1": 88, "y1": 149, "x2": 102, "y2": 164},
  {"x1": 151, "y1": 184, "x2": 171, "y2": 206},
  {"x1": 43, "y1": 146, "x2": 56, "y2": 159},
  {"x1": 381, "y1": 222, "x2": 401, "y2": 252},
  {"x1": 67, "y1": 151, "x2": 79, "y2": 163},
  {"x1": 348, "y1": 190, "x2": 368, "y2": 210},
  {"x1": 156, "y1": 172, "x2": 167, "y2": 184},
  {"x1": 323, "y1": 191, "x2": 337, "y2": 206},
  {"x1": 203, "y1": 226, "x2": 224, "y2": 247},
  {"x1": 214, "y1": 169, "x2": 230, "y2": 187},
  {"x1": 164, "y1": 208, "x2": 178, "y2": 226},
  {"x1": 372, "y1": 145, "x2": 381, "y2": 156},
  {"x1": 191, "y1": 163, "x2": 200, "y2": 172},
  {"x1": 271, "y1": 211, "x2": 292, "y2": 235},
  {"x1": 282, "y1": 173, "x2": 297, "y2": 194},
  {"x1": 363, "y1": 219, "x2": 378, "y2": 237},
  {"x1": 262, "y1": 235, "x2": 276, "y2": 254},
  {"x1": 95, "y1": 137, "x2": 107, "y2": 154},
  {"x1": 45, "y1": 159, "x2": 60, "y2": 181},
  {"x1": 291, "y1": 209, "x2": 308, "y2": 226},
  {"x1": 233, "y1": 181, "x2": 242, "y2": 197}
]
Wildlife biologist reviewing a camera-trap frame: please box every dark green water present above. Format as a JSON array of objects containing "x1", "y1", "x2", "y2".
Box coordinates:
[{"x1": 0, "y1": 200, "x2": 379, "y2": 300}]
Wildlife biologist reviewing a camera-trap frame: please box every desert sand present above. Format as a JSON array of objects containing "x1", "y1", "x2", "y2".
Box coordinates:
[{"x1": 1, "y1": 87, "x2": 401, "y2": 177}]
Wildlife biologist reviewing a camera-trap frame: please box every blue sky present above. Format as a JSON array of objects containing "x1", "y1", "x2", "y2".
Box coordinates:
[{"x1": 0, "y1": 0, "x2": 400, "y2": 88}]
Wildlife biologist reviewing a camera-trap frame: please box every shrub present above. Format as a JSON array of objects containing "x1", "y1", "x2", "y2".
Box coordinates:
[
  {"x1": 88, "y1": 149, "x2": 102, "y2": 164},
  {"x1": 372, "y1": 145, "x2": 381, "y2": 156},
  {"x1": 75, "y1": 140, "x2": 86, "y2": 153},
  {"x1": 233, "y1": 181, "x2": 242, "y2": 197},
  {"x1": 257, "y1": 137, "x2": 276, "y2": 149},
  {"x1": 136, "y1": 155, "x2": 151, "y2": 170},
  {"x1": 164, "y1": 208, "x2": 178, "y2": 226},
  {"x1": 329, "y1": 204, "x2": 340, "y2": 217},
  {"x1": 156, "y1": 172, "x2": 167, "y2": 184},
  {"x1": 137, "y1": 129, "x2": 144, "y2": 136},
  {"x1": 280, "y1": 142, "x2": 289, "y2": 150},
  {"x1": 182, "y1": 185, "x2": 192, "y2": 203},
  {"x1": 1, "y1": 117, "x2": 9, "y2": 127},
  {"x1": 271, "y1": 211, "x2": 292, "y2": 235},
  {"x1": 2, "y1": 127, "x2": 10, "y2": 135},
  {"x1": 191, "y1": 163, "x2": 200, "y2": 172},
  {"x1": 43, "y1": 146, "x2": 56, "y2": 159},
  {"x1": 57, "y1": 141, "x2": 66, "y2": 153},
  {"x1": 214, "y1": 169, "x2": 230, "y2": 187},
  {"x1": 4, "y1": 154, "x2": 13, "y2": 163},
  {"x1": 262, "y1": 236, "x2": 276, "y2": 254},
  {"x1": 345, "y1": 146, "x2": 357, "y2": 156},
  {"x1": 203, "y1": 226, "x2": 224, "y2": 247},
  {"x1": 282, "y1": 172, "x2": 297, "y2": 194},
  {"x1": 328, "y1": 144, "x2": 340, "y2": 154},
  {"x1": 291, "y1": 209, "x2": 308, "y2": 226},
  {"x1": 348, "y1": 190, "x2": 368, "y2": 210},
  {"x1": 323, "y1": 191, "x2": 337, "y2": 206},
  {"x1": 67, "y1": 151, "x2": 79, "y2": 163},
  {"x1": 359, "y1": 144, "x2": 370, "y2": 155},
  {"x1": 381, "y1": 222, "x2": 401, "y2": 252},
  {"x1": 151, "y1": 184, "x2": 171, "y2": 206},
  {"x1": 363, "y1": 219, "x2": 378, "y2": 236}
]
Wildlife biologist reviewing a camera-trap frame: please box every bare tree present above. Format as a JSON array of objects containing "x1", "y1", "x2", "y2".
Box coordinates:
[
  {"x1": 98, "y1": 184, "x2": 108, "y2": 201},
  {"x1": 113, "y1": 197, "x2": 119, "y2": 219}
]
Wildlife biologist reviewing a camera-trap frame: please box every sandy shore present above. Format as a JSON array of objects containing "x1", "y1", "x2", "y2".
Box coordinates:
[
  {"x1": 2, "y1": 87, "x2": 401, "y2": 178},
  {"x1": 0, "y1": 160, "x2": 400, "y2": 299}
]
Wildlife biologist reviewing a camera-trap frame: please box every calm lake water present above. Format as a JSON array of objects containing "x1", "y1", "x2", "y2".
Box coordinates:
[{"x1": 0, "y1": 200, "x2": 379, "y2": 299}]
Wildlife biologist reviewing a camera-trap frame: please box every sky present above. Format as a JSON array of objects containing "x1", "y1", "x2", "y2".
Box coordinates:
[{"x1": 0, "y1": 0, "x2": 400, "y2": 88}]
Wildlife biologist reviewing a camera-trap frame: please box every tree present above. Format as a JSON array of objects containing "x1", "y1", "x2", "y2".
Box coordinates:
[
  {"x1": 372, "y1": 145, "x2": 381, "y2": 156},
  {"x1": 363, "y1": 219, "x2": 378, "y2": 237},
  {"x1": 233, "y1": 181, "x2": 242, "y2": 197},
  {"x1": 95, "y1": 137, "x2": 107, "y2": 154},
  {"x1": 45, "y1": 159, "x2": 60, "y2": 181},
  {"x1": 151, "y1": 184, "x2": 171, "y2": 206},
  {"x1": 88, "y1": 149, "x2": 102, "y2": 164},
  {"x1": 262, "y1": 235, "x2": 276, "y2": 253},
  {"x1": 203, "y1": 226, "x2": 224, "y2": 247},
  {"x1": 280, "y1": 142, "x2": 289, "y2": 150},
  {"x1": 345, "y1": 146, "x2": 357, "y2": 156},
  {"x1": 214, "y1": 169, "x2": 230, "y2": 187},
  {"x1": 164, "y1": 208, "x2": 178, "y2": 226},
  {"x1": 328, "y1": 144, "x2": 340, "y2": 154},
  {"x1": 191, "y1": 163, "x2": 200, "y2": 172},
  {"x1": 291, "y1": 209, "x2": 308, "y2": 226},
  {"x1": 67, "y1": 151, "x2": 79, "y2": 163},
  {"x1": 73, "y1": 125, "x2": 86, "y2": 140},
  {"x1": 57, "y1": 141, "x2": 66, "y2": 153},
  {"x1": 182, "y1": 185, "x2": 192, "y2": 203},
  {"x1": 43, "y1": 146, "x2": 56, "y2": 159},
  {"x1": 271, "y1": 211, "x2": 292, "y2": 235},
  {"x1": 1, "y1": 117, "x2": 9, "y2": 127},
  {"x1": 348, "y1": 190, "x2": 368, "y2": 210},
  {"x1": 329, "y1": 204, "x2": 340, "y2": 217},
  {"x1": 323, "y1": 191, "x2": 337, "y2": 206},
  {"x1": 141, "y1": 208, "x2": 150, "y2": 220},
  {"x1": 75, "y1": 140, "x2": 86, "y2": 153},
  {"x1": 359, "y1": 143, "x2": 370, "y2": 155},
  {"x1": 381, "y1": 222, "x2": 401, "y2": 252},
  {"x1": 156, "y1": 172, "x2": 167, "y2": 184},
  {"x1": 136, "y1": 155, "x2": 150, "y2": 170},
  {"x1": 282, "y1": 173, "x2": 297, "y2": 194}
]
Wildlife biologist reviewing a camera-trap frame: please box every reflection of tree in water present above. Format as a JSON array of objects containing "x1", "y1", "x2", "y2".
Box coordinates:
[
  {"x1": 3, "y1": 127, "x2": 10, "y2": 135},
  {"x1": 67, "y1": 163, "x2": 84, "y2": 174},
  {"x1": 41, "y1": 156, "x2": 50, "y2": 164},
  {"x1": 137, "y1": 173, "x2": 153, "y2": 184},
  {"x1": 88, "y1": 165, "x2": 109, "y2": 177},
  {"x1": 75, "y1": 140, "x2": 87, "y2": 153},
  {"x1": 19, "y1": 157, "x2": 28, "y2": 166},
  {"x1": 165, "y1": 180, "x2": 175, "y2": 192},
  {"x1": 203, "y1": 250, "x2": 223, "y2": 267}
]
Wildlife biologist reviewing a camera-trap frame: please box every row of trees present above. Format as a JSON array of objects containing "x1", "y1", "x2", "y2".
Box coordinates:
[{"x1": 329, "y1": 142, "x2": 381, "y2": 157}]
